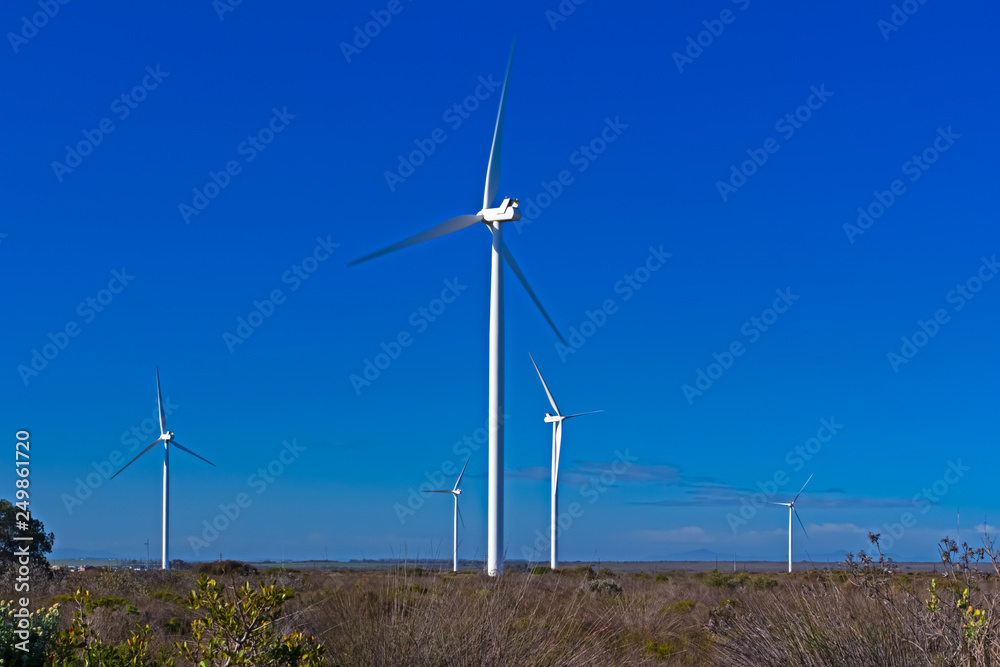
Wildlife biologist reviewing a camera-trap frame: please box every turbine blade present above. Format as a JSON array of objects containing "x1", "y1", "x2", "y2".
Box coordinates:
[
  {"x1": 483, "y1": 39, "x2": 515, "y2": 210},
  {"x1": 564, "y1": 410, "x2": 604, "y2": 419},
  {"x1": 423, "y1": 490, "x2": 452, "y2": 493},
  {"x1": 792, "y1": 474, "x2": 813, "y2": 504},
  {"x1": 794, "y1": 508, "x2": 809, "y2": 539},
  {"x1": 170, "y1": 441, "x2": 215, "y2": 467},
  {"x1": 529, "y1": 353, "x2": 561, "y2": 415},
  {"x1": 454, "y1": 457, "x2": 470, "y2": 491},
  {"x1": 110, "y1": 439, "x2": 162, "y2": 479},
  {"x1": 501, "y1": 240, "x2": 565, "y2": 345},
  {"x1": 457, "y1": 500, "x2": 465, "y2": 529},
  {"x1": 155, "y1": 367, "x2": 166, "y2": 433},
  {"x1": 348, "y1": 215, "x2": 482, "y2": 267}
]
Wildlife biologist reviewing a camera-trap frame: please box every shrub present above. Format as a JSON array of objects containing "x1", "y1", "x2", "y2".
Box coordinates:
[
  {"x1": 578, "y1": 578, "x2": 623, "y2": 596},
  {"x1": 647, "y1": 640, "x2": 676, "y2": 659},
  {"x1": 663, "y1": 600, "x2": 696, "y2": 614},
  {"x1": 195, "y1": 559, "x2": 258, "y2": 576},
  {"x1": 0, "y1": 600, "x2": 60, "y2": 666},
  {"x1": 704, "y1": 570, "x2": 732, "y2": 588},
  {"x1": 751, "y1": 574, "x2": 779, "y2": 590}
]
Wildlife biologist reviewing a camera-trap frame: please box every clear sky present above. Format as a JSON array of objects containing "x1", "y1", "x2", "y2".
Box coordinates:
[{"x1": 3, "y1": 0, "x2": 998, "y2": 564}]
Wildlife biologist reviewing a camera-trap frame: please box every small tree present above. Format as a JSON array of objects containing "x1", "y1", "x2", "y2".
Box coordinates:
[{"x1": 0, "y1": 498, "x2": 54, "y2": 575}]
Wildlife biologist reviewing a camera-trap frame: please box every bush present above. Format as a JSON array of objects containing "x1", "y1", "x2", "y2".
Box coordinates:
[
  {"x1": 663, "y1": 600, "x2": 696, "y2": 614},
  {"x1": 704, "y1": 570, "x2": 732, "y2": 588},
  {"x1": 578, "y1": 578, "x2": 623, "y2": 596},
  {"x1": 530, "y1": 566, "x2": 551, "y2": 575},
  {"x1": 195, "y1": 559, "x2": 258, "y2": 576},
  {"x1": 751, "y1": 574, "x2": 779, "y2": 590},
  {"x1": 0, "y1": 600, "x2": 60, "y2": 666}
]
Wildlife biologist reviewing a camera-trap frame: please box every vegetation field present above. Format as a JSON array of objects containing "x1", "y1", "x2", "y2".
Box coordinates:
[{"x1": 9, "y1": 539, "x2": 1000, "y2": 666}]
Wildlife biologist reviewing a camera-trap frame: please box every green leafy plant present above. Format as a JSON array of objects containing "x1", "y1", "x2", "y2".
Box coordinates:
[{"x1": 176, "y1": 574, "x2": 325, "y2": 666}]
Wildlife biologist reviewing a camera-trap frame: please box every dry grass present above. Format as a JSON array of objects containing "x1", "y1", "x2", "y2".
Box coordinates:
[{"x1": 13, "y1": 556, "x2": 1000, "y2": 666}]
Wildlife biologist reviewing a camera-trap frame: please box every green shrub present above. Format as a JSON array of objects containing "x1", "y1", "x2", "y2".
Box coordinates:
[
  {"x1": 704, "y1": 570, "x2": 732, "y2": 588},
  {"x1": 0, "y1": 600, "x2": 60, "y2": 666},
  {"x1": 751, "y1": 575, "x2": 779, "y2": 590},
  {"x1": 663, "y1": 600, "x2": 696, "y2": 614},
  {"x1": 196, "y1": 559, "x2": 258, "y2": 576},
  {"x1": 530, "y1": 566, "x2": 551, "y2": 575},
  {"x1": 647, "y1": 640, "x2": 676, "y2": 659}
]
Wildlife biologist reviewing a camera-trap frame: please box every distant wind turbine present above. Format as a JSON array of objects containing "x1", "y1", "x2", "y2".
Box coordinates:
[
  {"x1": 111, "y1": 368, "x2": 215, "y2": 570},
  {"x1": 529, "y1": 354, "x2": 602, "y2": 570},
  {"x1": 772, "y1": 474, "x2": 812, "y2": 573},
  {"x1": 350, "y1": 40, "x2": 565, "y2": 576},
  {"x1": 424, "y1": 458, "x2": 470, "y2": 572}
]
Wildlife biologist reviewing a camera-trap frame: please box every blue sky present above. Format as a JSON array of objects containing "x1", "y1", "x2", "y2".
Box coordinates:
[{"x1": 3, "y1": 0, "x2": 998, "y2": 564}]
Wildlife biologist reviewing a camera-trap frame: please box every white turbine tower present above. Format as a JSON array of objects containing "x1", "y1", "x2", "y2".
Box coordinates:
[
  {"x1": 111, "y1": 368, "x2": 215, "y2": 569},
  {"x1": 529, "y1": 354, "x2": 601, "y2": 570},
  {"x1": 772, "y1": 474, "x2": 812, "y2": 573},
  {"x1": 424, "y1": 457, "x2": 470, "y2": 572},
  {"x1": 350, "y1": 40, "x2": 564, "y2": 576}
]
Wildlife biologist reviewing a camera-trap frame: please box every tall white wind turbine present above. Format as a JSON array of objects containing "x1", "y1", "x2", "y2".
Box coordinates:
[
  {"x1": 350, "y1": 40, "x2": 565, "y2": 576},
  {"x1": 424, "y1": 457, "x2": 470, "y2": 572},
  {"x1": 111, "y1": 368, "x2": 215, "y2": 569},
  {"x1": 772, "y1": 474, "x2": 812, "y2": 573},
  {"x1": 529, "y1": 354, "x2": 601, "y2": 570}
]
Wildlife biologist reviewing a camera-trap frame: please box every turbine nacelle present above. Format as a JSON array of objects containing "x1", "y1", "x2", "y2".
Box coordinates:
[
  {"x1": 543, "y1": 413, "x2": 563, "y2": 423},
  {"x1": 161, "y1": 431, "x2": 174, "y2": 442},
  {"x1": 478, "y1": 198, "x2": 521, "y2": 223}
]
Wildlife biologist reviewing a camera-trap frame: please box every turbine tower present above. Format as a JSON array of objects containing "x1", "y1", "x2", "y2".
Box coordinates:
[
  {"x1": 529, "y1": 354, "x2": 601, "y2": 570},
  {"x1": 350, "y1": 40, "x2": 564, "y2": 576},
  {"x1": 111, "y1": 368, "x2": 215, "y2": 569},
  {"x1": 772, "y1": 474, "x2": 812, "y2": 573},
  {"x1": 424, "y1": 458, "x2": 470, "y2": 572}
]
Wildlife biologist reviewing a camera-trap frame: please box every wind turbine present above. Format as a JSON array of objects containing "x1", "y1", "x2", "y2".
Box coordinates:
[
  {"x1": 424, "y1": 458, "x2": 470, "y2": 572},
  {"x1": 111, "y1": 368, "x2": 215, "y2": 570},
  {"x1": 529, "y1": 354, "x2": 601, "y2": 570},
  {"x1": 350, "y1": 40, "x2": 565, "y2": 576},
  {"x1": 772, "y1": 474, "x2": 812, "y2": 573}
]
